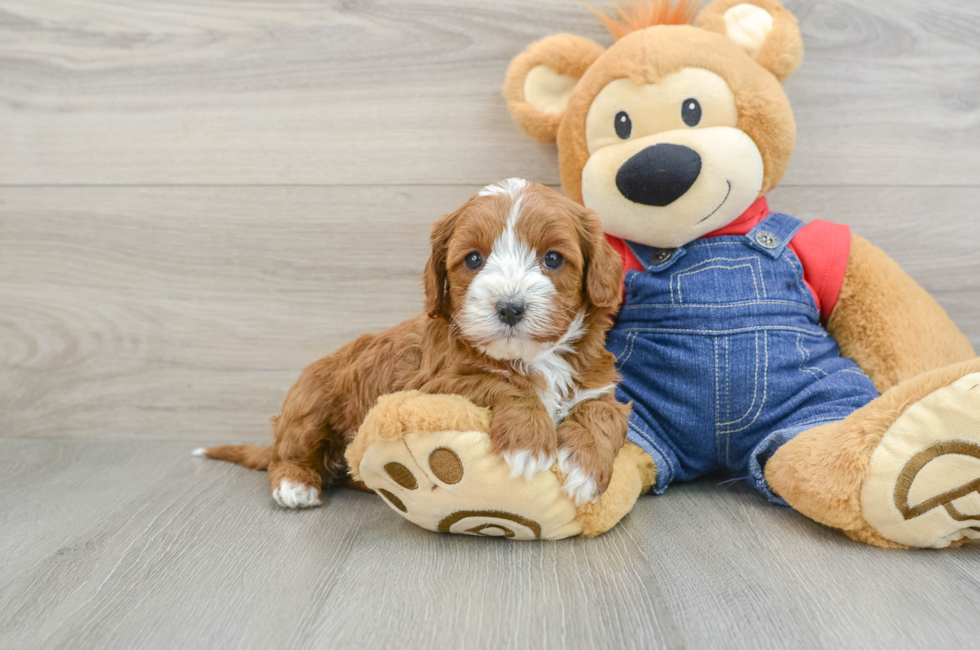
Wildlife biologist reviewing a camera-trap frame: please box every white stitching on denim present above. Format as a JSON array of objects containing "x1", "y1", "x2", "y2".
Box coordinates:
[
  {"x1": 780, "y1": 250, "x2": 818, "y2": 312},
  {"x1": 628, "y1": 420, "x2": 675, "y2": 480},
  {"x1": 724, "y1": 337, "x2": 731, "y2": 424},
  {"x1": 713, "y1": 338, "x2": 722, "y2": 461},
  {"x1": 719, "y1": 331, "x2": 769, "y2": 435},
  {"x1": 668, "y1": 256, "x2": 759, "y2": 301},
  {"x1": 717, "y1": 332, "x2": 760, "y2": 427},
  {"x1": 725, "y1": 337, "x2": 732, "y2": 464},
  {"x1": 713, "y1": 337, "x2": 734, "y2": 465},
  {"x1": 619, "y1": 325, "x2": 830, "y2": 336},
  {"x1": 749, "y1": 215, "x2": 804, "y2": 254},
  {"x1": 670, "y1": 257, "x2": 763, "y2": 303},
  {"x1": 686, "y1": 241, "x2": 744, "y2": 248},
  {"x1": 615, "y1": 332, "x2": 638, "y2": 370},
  {"x1": 685, "y1": 239, "x2": 777, "y2": 252},
  {"x1": 622, "y1": 299, "x2": 816, "y2": 312},
  {"x1": 635, "y1": 252, "x2": 818, "y2": 316},
  {"x1": 674, "y1": 262, "x2": 761, "y2": 302},
  {"x1": 626, "y1": 269, "x2": 639, "y2": 295},
  {"x1": 795, "y1": 333, "x2": 829, "y2": 379}
]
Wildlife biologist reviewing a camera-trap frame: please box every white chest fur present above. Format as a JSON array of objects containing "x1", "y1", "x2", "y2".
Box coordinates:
[
  {"x1": 530, "y1": 350, "x2": 579, "y2": 424},
  {"x1": 525, "y1": 334, "x2": 614, "y2": 424}
]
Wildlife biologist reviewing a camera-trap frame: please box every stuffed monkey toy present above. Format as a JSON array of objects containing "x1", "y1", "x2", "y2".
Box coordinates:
[{"x1": 350, "y1": 0, "x2": 979, "y2": 548}]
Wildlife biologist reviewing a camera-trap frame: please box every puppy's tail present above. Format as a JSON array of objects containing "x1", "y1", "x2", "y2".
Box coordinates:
[{"x1": 192, "y1": 444, "x2": 273, "y2": 471}]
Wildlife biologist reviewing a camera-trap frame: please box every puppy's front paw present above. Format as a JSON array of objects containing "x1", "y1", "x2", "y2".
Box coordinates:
[
  {"x1": 489, "y1": 404, "x2": 557, "y2": 482},
  {"x1": 501, "y1": 449, "x2": 556, "y2": 481},
  {"x1": 558, "y1": 449, "x2": 600, "y2": 505},
  {"x1": 272, "y1": 478, "x2": 322, "y2": 509}
]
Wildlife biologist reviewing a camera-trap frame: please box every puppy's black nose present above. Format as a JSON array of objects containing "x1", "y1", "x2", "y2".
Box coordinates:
[
  {"x1": 495, "y1": 300, "x2": 526, "y2": 326},
  {"x1": 616, "y1": 143, "x2": 702, "y2": 207}
]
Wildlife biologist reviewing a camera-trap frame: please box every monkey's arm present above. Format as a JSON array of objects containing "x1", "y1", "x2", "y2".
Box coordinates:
[{"x1": 827, "y1": 234, "x2": 975, "y2": 394}]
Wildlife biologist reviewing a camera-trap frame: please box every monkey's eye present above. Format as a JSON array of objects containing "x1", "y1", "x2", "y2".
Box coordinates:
[
  {"x1": 682, "y1": 98, "x2": 701, "y2": 127},
  {"x1": 542, "y1": 251, "x2": 564, "y2": 270},
  {"x1": 614, "y1": 111, "x2": 632, "y2": 139},
  {"x1": 464, "y1": 251, "x2": 483, "y2": 270}
]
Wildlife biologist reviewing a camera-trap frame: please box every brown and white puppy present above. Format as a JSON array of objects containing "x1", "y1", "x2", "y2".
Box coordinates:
[{"x1": 197, "y1": 179, "x2": 628, "y2": 506}]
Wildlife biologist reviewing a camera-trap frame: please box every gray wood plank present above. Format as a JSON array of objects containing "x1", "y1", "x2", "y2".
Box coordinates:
[
  {"x1": 0, "y1": 439, "x2": 977, "y2": 650},
  {"x1": 2, "y1": 2, "x2": 979, "y2": 648},
  {"x1": 1, "y1": 185, "x2": 977, "y2": 441},
  {"x1": 1, "y1": 0, "x2": 978, "y2": 187}
]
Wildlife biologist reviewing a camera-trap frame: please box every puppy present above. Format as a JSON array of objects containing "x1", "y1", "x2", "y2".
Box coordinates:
[{"x1": 198, "y1": 179, "x2": 629, "y2": 506}]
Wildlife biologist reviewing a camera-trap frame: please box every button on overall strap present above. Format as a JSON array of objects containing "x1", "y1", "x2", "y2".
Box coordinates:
[
  {"x1": 624, "y1": 240, "x2": 687, "y2": 271},
  {"x1": 744, "y1": 213, "x2": 805, "y2": 258}
]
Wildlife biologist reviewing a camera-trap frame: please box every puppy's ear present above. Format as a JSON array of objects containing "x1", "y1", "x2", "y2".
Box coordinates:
[
  {"x1": 578, "y1": 206, "x2": 623, "y2": 313},
  {"x1": 423, "y1": 207, "x2": 464, "y2": 320},
  {"x1": 504, "y1": 34, "x2": 605, "y2": 143},
  {"x1": 697, "y1": 0, "x2": 803, "y2": 82}
]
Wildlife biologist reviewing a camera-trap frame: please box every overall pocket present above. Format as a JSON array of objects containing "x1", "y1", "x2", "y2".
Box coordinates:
[{"x1": 606, "y1": 330, "x2": 639, "y2": 373}]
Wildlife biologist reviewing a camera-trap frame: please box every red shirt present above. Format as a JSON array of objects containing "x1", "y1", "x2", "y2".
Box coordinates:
[{"x1": 604, "y1": 197, "x2": 850, "y2": 322}]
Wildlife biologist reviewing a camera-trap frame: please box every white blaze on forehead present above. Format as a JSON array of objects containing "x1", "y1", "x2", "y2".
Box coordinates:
[
  {"x1": 460, "y1": 177, "x2": 561, "y2": 362},
  {"x1": 478, "y1": 177, "x2": 529, "y2": 198}
]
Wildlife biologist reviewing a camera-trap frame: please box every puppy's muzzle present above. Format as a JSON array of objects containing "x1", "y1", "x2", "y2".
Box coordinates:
[
  {"x1": 495, "y1": 300, "x2": 527, "y2": 326},
  {"x1": 616, "y1": 143, "x2": 702, "y2": 207}
]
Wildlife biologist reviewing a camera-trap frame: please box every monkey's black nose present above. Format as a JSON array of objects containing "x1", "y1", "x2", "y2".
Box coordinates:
[
  {"x1": 616, "y1": 143, "x2": 702, "y2": 207},
  {"x1": 496, "y1": 300, "x2": 526, "y2": 326}
]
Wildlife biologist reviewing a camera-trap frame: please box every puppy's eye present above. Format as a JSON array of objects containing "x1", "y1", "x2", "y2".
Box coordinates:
[
  {"x1": 614, "y1": 111, "x2": 632, "y2": 139},
  {"x1": 464, "y1": 251, "x2": 483, "y2": 270},
  {"x1": 542, "y1": 251, "x2": 564, "y2": 270},
  {"x1": 681, "y1": 98, "x2": 701, "y2": 127}
]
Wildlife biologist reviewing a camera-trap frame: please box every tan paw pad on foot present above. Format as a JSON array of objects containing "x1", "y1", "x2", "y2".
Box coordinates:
[
  {"x1": 862, "y1": 373, "x2": 980, "y2": 548},
  {"x1": 346, "y1": 392, "x2": 645, "y2": 540},
  {"x1": 356, "y1": 428, "x2": 581, "y2": 540}
]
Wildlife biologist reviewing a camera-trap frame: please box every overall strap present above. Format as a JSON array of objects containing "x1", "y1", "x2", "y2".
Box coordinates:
[
  {"x1": 624, "y1": 240, "x2": 687, "y2": 271},
  {"x1": 744, "y1": 213, "x2": 805, "y2": 259}
]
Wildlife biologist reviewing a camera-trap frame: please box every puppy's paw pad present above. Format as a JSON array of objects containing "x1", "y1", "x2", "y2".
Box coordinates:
[
  {"x1": 502, "y1": 449, "x2": 555, "y2": 481},
  {"x1": 273, "y1": 479, "x2": 321, "y2": 509}
]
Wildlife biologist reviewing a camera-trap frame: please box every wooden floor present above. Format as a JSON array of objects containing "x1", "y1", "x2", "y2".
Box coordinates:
[{"x1": 1, "y1": 0, "x2": 978, "y2": 648}]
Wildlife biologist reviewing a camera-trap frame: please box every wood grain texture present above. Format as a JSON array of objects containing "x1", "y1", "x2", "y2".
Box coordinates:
[
  {"x1": 1, "y1": 0, "x2": 978, "y2": 186},
  {"x1": 2, "y1": 185, "x2": 977, "y2": 442},
  {"x1": 2, "y1": 1, "x2": 980, "y2": 647},
  {"x1": 0, "y1": 439, "x2": 977, "y2": 650}
]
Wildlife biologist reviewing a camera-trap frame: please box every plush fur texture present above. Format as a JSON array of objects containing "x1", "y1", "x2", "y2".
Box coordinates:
[
  {"x1": 571, "y1": 441, "x2": 659, "y2": 537},
  {"x1": 696, "y1": 0, "x2": 803, "y2": 81},
  {"x1": 766, "y1": 358, "x2": 980, "y2": 549},
  {"x1": 503, "y1": 35, "x2": 606, "y2": 143},
  {"x1": 347, "y1": 390, "x2": 654, "y2": 538},
  {"x1": 586, "y1": 0, "x2": 701, "y2": 40},
  {"x1": 504, "y1": 2, "x2": 799, "y2": 207},
  {"x1": 502, "y1": 0, "x2": 978, "y2": 547},
  {"x1": 828, "y1": 234, "x2": 975, "y2": 394},
  {"x1": 346, "y1": 391, "x2": 493, "y2": 482},
  {"x1": 200, "y1": 181, "x2": 629, "y2": 505}
]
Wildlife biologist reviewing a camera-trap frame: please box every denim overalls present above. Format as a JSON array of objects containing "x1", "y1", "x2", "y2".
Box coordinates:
[{"x1": 606, "y1": 212, "x2": 879, "y2": 502}]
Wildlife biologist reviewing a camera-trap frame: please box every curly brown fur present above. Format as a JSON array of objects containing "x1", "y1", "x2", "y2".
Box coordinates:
[{"x1": 200, "y1": 181, "x2": 627, "y2": 506}]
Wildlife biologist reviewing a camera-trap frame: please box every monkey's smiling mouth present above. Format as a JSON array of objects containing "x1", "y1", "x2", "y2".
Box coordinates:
[{"x1": 697, "y1": 180, "x2": 732, "y2": 224}]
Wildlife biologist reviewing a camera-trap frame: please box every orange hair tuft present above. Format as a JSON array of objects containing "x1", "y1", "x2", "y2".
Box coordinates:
[{"x1": 586, "y1": 0, "x2": 701, "y2": 39}]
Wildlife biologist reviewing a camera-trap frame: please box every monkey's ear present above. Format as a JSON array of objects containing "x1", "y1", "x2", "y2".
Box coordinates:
[
  {"x1": 697, "y1": 0, "x2": 803, "y2": 82},
  {"x1": 503, "y1": 34, "x2": 605, "y2": 143}
]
